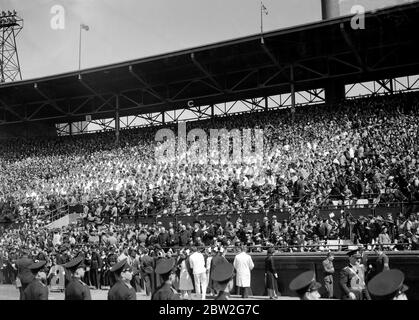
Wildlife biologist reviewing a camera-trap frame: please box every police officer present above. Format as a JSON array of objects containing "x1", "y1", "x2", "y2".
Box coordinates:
[
  {"x1": 339, "y1": 249, "x2": 371, "y2": 300},
  {"x1": 210, "y1": 260, "x2": 235, "y2": 300},
  {"x1": 23, "y1": 261, "x2": 48, "y2": 300},
  {"x1": 289, "y1": 270, "x2": 322, "y2": 300},
  {"x1": 367, "y1": 269, "x2": 408, "y2": 300},
  {"x1": 64, "y1": 256, "x2": 92, "y2": 300},
  {"x1": 15, "y1": 248, "x2": 34, "y2": 300},
  {"x1": 322, "y1": 252, "x2": 335, "y2": 298},
  {"x1": 151, "y1": 258, "x2": 180, "y2": 300},
  {"x1": 108, "y1": 258, "x2": 136, "y2": 300}
]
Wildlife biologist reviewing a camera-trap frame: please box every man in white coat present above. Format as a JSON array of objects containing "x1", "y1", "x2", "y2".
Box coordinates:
[
  {"x1": 188, "y1": 246, "x2": 207, "y2": 300},
  {"x1": 233, "y1": 245, "x2": 254, "y2": 298}
]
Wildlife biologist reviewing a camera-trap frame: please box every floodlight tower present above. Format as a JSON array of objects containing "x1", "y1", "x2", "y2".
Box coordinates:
[{"x1": 0, "y1": 10, "x2": 23, "y2": 83}]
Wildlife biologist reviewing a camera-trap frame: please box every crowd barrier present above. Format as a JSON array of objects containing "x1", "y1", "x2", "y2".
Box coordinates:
[
  {"x1": 317, "y1": 202, "x2": 419, "y2": 220},
  {"x1": 2, "y1": 202, "x2": 418, "y2": 233},
  {"x1": 113, "y1": 210, "x2": 292, "y2": 228},
  {"x1": 104, "y1": 202, "x2": 418, "y2": 227}
]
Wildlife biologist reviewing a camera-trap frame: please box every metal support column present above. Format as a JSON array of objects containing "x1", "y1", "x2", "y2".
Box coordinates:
[
  {"x1": 290, "y1": 64, "x2": 295, "y2": 122},
  {"x1": 264, "y1": 96, "x2": 268, "y2": 111},
  {"x1": 115, "y1": 94, "x2": 120, "y2": 145},
  {"x1": 69, "y1": 122, "x2": 72, "y2": 136},
  {"x1": 161, "y1": 111, "x2": 165, "y2": 124}
]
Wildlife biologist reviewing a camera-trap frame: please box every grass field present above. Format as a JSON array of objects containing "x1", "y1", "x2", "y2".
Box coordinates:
[{"x1": 0, "y1": 284, "x2": 299, "y2": 300}]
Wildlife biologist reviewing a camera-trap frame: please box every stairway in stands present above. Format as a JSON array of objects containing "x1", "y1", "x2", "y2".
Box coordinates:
[{"x1": 45, "y1": 213, "x2": 79, "y2": 229}]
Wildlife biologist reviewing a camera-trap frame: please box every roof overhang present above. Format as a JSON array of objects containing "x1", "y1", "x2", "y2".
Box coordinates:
[{"x1": 0, "y1": 2, "x2": 418, "y2": 125}]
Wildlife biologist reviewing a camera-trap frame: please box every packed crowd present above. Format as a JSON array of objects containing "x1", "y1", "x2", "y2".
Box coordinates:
[
  {"x1": 1, "y1": 92, "x2": 418, "y2": 226},
  {"x1": 0, "y1": 210, "x2": 417, "y2": 300},
  {"x1": 0, "y1": 92, "x2": 419, "y2": 268},
  {"x1": 1, "y1": 207, "x2": 419, "y2": 286}
]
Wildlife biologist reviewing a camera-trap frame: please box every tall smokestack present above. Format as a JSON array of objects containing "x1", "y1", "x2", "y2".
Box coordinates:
[{"x1": 321, "y1": 0, "x2": 341, "y2": 20}]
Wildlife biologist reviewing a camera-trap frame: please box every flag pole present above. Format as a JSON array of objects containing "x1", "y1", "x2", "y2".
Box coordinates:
[
  {"x1": 260, "y1": 1, "x2": 263, "y2": 35},
  {"x1": 78, "y1": 24, "x2": 82, "y2": 72},
  {"x1": 260, "y1": 2, "x2": 265, "y2": 44}
]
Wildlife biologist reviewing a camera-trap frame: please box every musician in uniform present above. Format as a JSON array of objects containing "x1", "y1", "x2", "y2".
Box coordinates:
[
  {"x1": 289, "y1": 270, "x2": 322, "y2": 300},
  {"x1": 367, "y1": 269, "x2": 408, "y2": 300},
  {"x1": 322, "y1": 252, "x2": 335, "y2": 298},
  {"x1": 64, "y1": 256, "x2": 92, "y2": 300},
  {"x1": 23, "y1": 261, "x2": 48, "y2": 300},
  {"x1": 210, "y1": 260, "x2": 235, "y2": 300},
  {"x1": 339, "y1": 249, "x2": 371, "y2": 300},
  {"x1": 151, "y1": 258, "x2": 180, "y2": 300},
  {"x1": 108, "y1": 258, "x2": 136, "y2": 300}
]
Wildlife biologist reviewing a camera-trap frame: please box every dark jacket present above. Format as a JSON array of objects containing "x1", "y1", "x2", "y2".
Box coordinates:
[
  {"x1": 141, "y1": 254, "x2": 155, "y2": 274},
  {"x1": 215, "y1": 291, "x2": 229, "y2": 300},
  {"x1": 179, "y1": 230, "x2": 191, "y2": 247},
  {"x1": 158, "y1": 232, "x2": 169, "y2": 247},
  {"x1": 167, "y1": 233, "x2": 179, "y2": 247},
  {"x1": 151, "y1": 282, "x2": 180, "y2": 300},
  {"x1": 23, "y1": 279, "x2": 48, "y2": 300},
  {"x1": 210, "y1": 254, "x2": 229, "y2": 279},
  {"x1": 90, "y1": 251, "x2": 102, "y2": 270},
  {"x1": 16, "y1": 256, "x2": 34, "y2": 285},
  {"x1": 65, "y1": 278, "x2": 92, "y2": 300},
  {"x1": 264, "y1": 255, "x2": 278, "y2": 290},
  {"x1": 108, "y1": 280, "x2": 136, "y2": 300}
]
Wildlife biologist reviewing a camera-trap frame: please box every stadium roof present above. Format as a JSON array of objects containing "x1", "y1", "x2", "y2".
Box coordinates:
[{"x1": 0, "y1": 2, "x2": 419, "y2": 125}]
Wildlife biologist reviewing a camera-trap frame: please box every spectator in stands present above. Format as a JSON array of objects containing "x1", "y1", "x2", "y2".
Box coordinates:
[{"x1": 378, "y1": 226, "x2": 392, "y2": 249}]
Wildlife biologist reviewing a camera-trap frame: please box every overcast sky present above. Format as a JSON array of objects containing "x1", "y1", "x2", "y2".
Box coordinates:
[
  {"x1": 1, "y1": 0, "x2": 322, "y2": 80},
  {"x1": 0, "y1": 0, "x2": 413, "y2": 80}
]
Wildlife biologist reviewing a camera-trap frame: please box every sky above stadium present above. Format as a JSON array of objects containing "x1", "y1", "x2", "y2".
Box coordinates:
[{"x1": 0, "y1": 0, "x2": 415, "y2": 80}]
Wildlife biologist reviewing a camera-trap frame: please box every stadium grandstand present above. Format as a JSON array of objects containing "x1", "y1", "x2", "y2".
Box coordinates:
[{"x1": 0, "y1": 0, "x2": 419, "y2": 301}]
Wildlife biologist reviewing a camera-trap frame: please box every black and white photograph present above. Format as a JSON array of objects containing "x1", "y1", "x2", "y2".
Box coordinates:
[{"x1": 0, "y1": 0, "x2": 418, "y2": 309}]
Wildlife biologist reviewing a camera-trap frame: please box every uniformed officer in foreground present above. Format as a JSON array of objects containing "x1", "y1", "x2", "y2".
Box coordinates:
[
  {"x1": 23, "y1": 261, "x2": 48, "y2": 300},
  {"x1": 210, "y1": 260, "x2": 235, "y2": 300},
  {"x1": 339, "y1": 249, "x2": 371, "y2": 300},
  {"x1": 64, "y1": 256, "x2": 92, "y2": 300},
  {"x1": 151, "y1": 258, "x2": 180, "y2": 300},
  {"x1": 289, "y1": 270, "x2": 322, "y2": 300},
  {"x1": 367, "y1": 269, "x2": 409, "y2": 300},
  {"x1": 108, "y1": 258, "x2": 136, "y2": 300}
]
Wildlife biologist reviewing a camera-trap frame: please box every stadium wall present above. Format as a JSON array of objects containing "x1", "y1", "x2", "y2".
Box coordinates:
[
  {"x1": 225, "y1": 251, "x2": 419, "y2": 299},
  {"x1": 0, "y1": 121, "x2": 57, "y2": 139}
]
